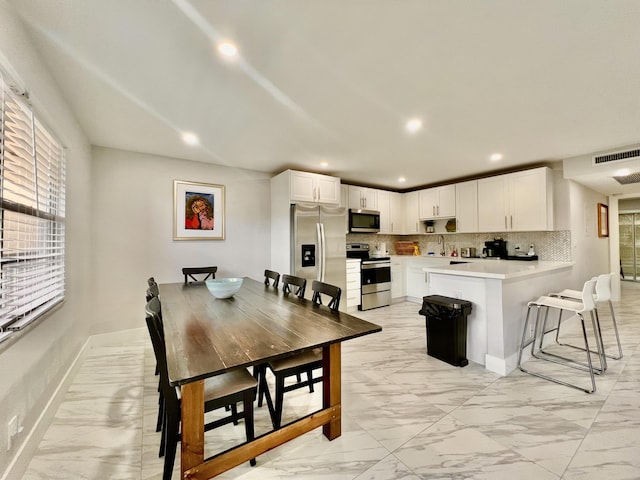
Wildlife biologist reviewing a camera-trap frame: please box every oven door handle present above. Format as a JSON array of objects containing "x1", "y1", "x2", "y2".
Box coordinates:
[{"x1": 361, "y1": 262, "x2": 391, "y2": 270}]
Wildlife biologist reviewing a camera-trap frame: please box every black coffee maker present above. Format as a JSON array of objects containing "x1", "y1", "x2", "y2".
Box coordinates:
[{"x1": 483, "y1": 238, "x2": 507, "y2": 258}]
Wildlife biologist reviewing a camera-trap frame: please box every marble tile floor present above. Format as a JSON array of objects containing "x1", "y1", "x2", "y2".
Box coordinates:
[{"x1": 22, "y1": 282, "x2": 640, "y2": 480}]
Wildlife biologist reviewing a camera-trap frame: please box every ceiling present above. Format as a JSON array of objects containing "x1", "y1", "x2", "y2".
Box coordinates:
[{"x1": 8, "y1": 0, "x2": 640, "y2": 192}]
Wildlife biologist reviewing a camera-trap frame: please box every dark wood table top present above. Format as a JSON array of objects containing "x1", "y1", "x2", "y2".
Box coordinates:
[{"x1": 159, "y1": 278, "x2": 382, "y2": 386}]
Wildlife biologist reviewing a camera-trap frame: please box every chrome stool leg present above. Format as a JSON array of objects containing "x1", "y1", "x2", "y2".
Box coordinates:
[{"x1": 608, "y1": 299, "x2": 623, "y2": 360}]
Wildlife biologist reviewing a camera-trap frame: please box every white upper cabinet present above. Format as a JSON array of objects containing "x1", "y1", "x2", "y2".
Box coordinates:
[
  {"x1": 377, "y1": 190, "x2": 403, "y2": 234},
  {"x1": 289, "y1": 170, "x2": 340, "y2": 205},
  {"x1": 419, "y1": 185, "x2": 456, "y2": 219},
  {"x1": 455, "y1": 180, "x2": 478, "y2": 233},
  {"x1": 377, "y1": 189, "x2": 391, "y2": 233},
  {"x1": 478, "y1": 167, "x2": 554, "y2": 232},
  {"x1": 389, "y1": 192, "x2": 404, "y2": 234},
  {"x1": 403, "y1": 191, "x2": 422, "y2": 234},
  {"x1": 348, "y1": 186, "x2": 378, "y2": 210}
]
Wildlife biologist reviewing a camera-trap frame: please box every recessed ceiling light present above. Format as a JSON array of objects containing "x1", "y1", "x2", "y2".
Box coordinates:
[
  {"x1": 217, "y1": 41, "x2": 238, "y2": 58},
  {"x1": 398, "y1": 177, "x2": 406, "y2": 183},
  {"x1": 490, "y1": 153, "x2": 503, "y2": 162},
  {"x1": 320, "y1": 161, "x2": 329, "y2": 169},
  {"x1": 182, "y1": 132, "x2": 199, "y2": 146},
  {"x1": 615, "y1": 168, "x2": 631, "y2": 176},
  {"x1": 405, "y1": 118, "x2": 423, "y2": 133}
]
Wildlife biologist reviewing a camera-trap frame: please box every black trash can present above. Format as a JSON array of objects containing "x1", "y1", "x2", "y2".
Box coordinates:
[{"x1": 419, "y1": 295, "x2": 472, "y2": 367}]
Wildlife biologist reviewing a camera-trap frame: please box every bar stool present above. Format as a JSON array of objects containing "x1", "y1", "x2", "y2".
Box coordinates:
[
  {"x1": 517, "y1": 279, "x2": 604, "y2": 393},
  {"x1": 547, "y1": 273, "x2": 622, "y2": 361}
]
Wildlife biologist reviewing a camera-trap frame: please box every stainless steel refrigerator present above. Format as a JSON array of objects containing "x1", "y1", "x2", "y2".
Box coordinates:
[{"x1": 291, "y1": 204, "x2": 346, "y2": 306}]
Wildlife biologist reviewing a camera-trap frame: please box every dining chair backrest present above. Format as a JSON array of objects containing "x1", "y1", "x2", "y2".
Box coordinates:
[
  {"x1": 146, "y1": 282, "x2": 160, "y2": 301},
  {"x1": 594, "y1": 273, "x2": 613, "y2": 302},
  {"x1": 282, "y1": 274, "x2": 306, "y2": 298},
  {"x1": 264, "y1": 269, "x2": 280, "y2": 288},
  {"x1": 311, "y1": 280, "x2": 341, "y2": 312},
  {"x1": 145, "y1": 295, "x2": 163, "y2": 326},
  {"x1": 145, "y1": 305, "x2": 177, "y2": 406},
  {"x1": 182, "y1": 266, "x2": 217, "y2": 285},
  {"x1": 580, "y1": 279, "x2": 597, "y2": 312}
]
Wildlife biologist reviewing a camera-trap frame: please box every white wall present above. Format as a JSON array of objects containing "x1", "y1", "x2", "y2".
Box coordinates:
[
  {"x1": 568, "y1": 179, "x2": 610, "y2": 287},
  {"x1": 90, "y1": 147, "x2": 271, "y2": 333},
  {"x1": 0, "y1": 0, "x2": 92, "y2": 475}
]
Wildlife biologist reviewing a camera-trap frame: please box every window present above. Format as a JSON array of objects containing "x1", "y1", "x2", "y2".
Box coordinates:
[{"x1": 0, "y1": 72, "x2": 66, "y2": 344}]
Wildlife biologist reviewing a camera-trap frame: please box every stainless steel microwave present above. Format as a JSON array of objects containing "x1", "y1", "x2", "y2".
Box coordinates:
[{"x1": 349, "y1": 209, "x2": 380, "y2": 233}]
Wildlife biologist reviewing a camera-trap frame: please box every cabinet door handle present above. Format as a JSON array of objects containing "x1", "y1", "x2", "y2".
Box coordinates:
[
  {"x1": 432, "y1": 206, "x2": 435, "y2": 217},
  {"x1": 510, "y1": 215, "x2": 513, "y2": 229},
  {"x1": 504, "y1": 216, "x2": 507, "y2": 229},
  {"x1": 415, "y1": 222, "x2": 418, "y2": 232},
  {"x1": 437, "y1": 205, "x2": 440, "y2": 216}
]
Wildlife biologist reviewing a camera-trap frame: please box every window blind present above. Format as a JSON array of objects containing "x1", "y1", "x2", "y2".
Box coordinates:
[{"x1": 0, "y1": 72, "x2": 66, "y2": 343}]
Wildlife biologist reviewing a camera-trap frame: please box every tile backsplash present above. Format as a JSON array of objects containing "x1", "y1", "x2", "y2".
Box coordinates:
[{"x1": 347, "y1": 231, "x2": 572, "y2": 262}]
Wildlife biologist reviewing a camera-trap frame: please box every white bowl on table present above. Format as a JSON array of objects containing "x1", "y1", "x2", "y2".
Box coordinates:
[{"x1": 205, "y1": 278, "x2": 243, "y2": 299}]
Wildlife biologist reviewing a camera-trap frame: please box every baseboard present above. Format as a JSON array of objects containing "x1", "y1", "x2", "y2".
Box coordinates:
[{"x1": 0, "y1": 327, "x2": 146, "y2": 480}]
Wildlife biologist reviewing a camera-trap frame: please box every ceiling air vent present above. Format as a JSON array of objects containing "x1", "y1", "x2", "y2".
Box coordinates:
[
  {"x1": 613, "y1": 172, "x2": 640, "y2": 185},
  {"x1": 593, "y1": 149, "x2": 640, "y2": 166}
]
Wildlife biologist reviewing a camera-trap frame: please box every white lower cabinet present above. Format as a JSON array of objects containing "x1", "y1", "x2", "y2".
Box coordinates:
[
  {"x1": 406, "y1": 263, "x2": 429, "y2": 301},
  {"x1": 346, "y1": 260, "x2": 361, "y2": 310},
  {"x1": 391, "y1": 256, "x2": 406, "y2": 299}
]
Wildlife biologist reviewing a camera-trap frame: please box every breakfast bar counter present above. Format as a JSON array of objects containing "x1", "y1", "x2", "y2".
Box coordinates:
[
  {"x1": 422, "y1": 259, "x2": 573, "y2": 280},
  {"x1": 422, "y1": 260, "x2": 574, "y2": 375}
]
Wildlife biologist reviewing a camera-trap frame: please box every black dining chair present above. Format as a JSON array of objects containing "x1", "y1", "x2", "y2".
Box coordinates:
[
  {"x1": 182, "y1": 266, "x2": 217, "y2": 285},
  {"x1": 261, "y1": 280, "x2": 341, "y2": 429},
  {"x1": 145, "y1": 296, "x2": 165, "y2": 432},
  {"x1": 255, "y1": 274, "x2": 308, "y2": 407},
  {"x1": 281, "y1": 274, "x2": 307, "y2": 298},
  {"x1": 264, "y1": 269, "x2": 280, "y2": 287},
  {"x1": 311, "y1": 280, "x2": 341, "y2": 311},
  {"x1": 145, "y1": 299, "x2": 257, "y2": 479}
]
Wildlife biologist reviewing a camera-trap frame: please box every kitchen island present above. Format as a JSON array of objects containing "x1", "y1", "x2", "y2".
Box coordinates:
[{"x1": 423, "y1": 260, "x2": 573, "y2": 376}]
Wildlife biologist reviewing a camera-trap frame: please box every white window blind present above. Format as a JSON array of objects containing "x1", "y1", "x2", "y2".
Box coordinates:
[{"x1": 0, "y1": 72, "x2": 66, "y2": 343}]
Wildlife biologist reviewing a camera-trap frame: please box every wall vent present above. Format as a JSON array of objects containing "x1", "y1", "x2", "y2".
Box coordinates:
[
  {"x1": 613, "y1": 172, "x2": 640, "y2": 185},
  {"x1": 593, "y1": 148, "x2": 640, "y2": 166}
]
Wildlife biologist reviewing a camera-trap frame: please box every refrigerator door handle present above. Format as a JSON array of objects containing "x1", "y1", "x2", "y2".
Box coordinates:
[
  {"x1": 316, "y1": 222, "x2": 323, "y2": 281},
  {"x1": 320, "y1": 222, "x2": 326, "y2": 281}
]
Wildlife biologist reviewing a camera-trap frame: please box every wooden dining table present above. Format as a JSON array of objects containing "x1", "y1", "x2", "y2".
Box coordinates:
[{"x1": 158, "y1": 277, "x2": 382, "y2": 479}]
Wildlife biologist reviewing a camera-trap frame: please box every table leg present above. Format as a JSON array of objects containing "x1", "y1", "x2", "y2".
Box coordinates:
[
  {"x1": 322, "y1": 343, "x2": 341, "y2": 440},
  {"x1": 181, "y1": 380, "x2": 205, "y2": 475}
]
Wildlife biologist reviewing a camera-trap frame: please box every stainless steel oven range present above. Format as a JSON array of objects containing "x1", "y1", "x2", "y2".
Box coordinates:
[{"x1": 346, "y1": 243, "x2": 392, "y2": 310}]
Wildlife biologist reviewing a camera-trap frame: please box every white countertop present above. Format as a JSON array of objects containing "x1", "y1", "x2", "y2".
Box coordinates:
[{"x1": 422, "y1": 260, "x2": 573, "y2": 280}]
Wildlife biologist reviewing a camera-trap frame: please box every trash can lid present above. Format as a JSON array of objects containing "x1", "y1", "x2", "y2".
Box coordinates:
[{"x1": 421, "y1": 295, "x2": 472, "y2": 310}]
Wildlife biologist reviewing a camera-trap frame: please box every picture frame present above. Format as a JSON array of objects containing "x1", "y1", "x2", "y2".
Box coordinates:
[
  {"x1": 597, "y1": 202, "x2": 609, "y2": 238},
  {"x1": 174, "y1": 180, "x2": 225, "y2": 240}
]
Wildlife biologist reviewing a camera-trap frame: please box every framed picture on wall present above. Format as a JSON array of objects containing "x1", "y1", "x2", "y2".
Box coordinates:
[
  {"x1": 597, "y1": 203, "x2": 609, "y2": 238},
  {"x1": 174, "y1": 180, "x2": 225, "y2": 240}
]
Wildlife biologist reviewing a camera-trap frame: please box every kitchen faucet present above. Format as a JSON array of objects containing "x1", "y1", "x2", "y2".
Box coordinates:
[{"x1": 438, "y1": 235, "x2": 446, "y2": 256}]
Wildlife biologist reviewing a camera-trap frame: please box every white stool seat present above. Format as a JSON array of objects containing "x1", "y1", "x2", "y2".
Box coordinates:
[
  {"x1": 517, "y1": 279, "x2": 604, "y2": 393},
  {"x1": 552, "y1": 288, "x2": 581, "y2": 300},
  {"x1": 531, "y1": 295, "x2": 584, "y2": 312}
]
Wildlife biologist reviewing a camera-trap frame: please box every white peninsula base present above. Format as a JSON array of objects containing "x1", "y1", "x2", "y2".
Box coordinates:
[{"x1": 424, "y1": 261, "x2": 573, "y2": 376}]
